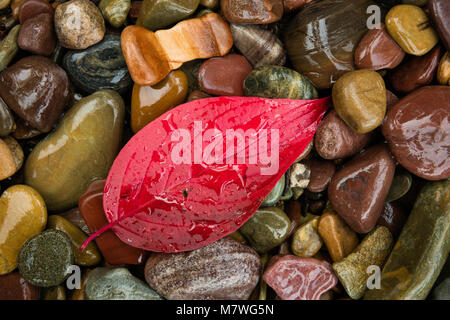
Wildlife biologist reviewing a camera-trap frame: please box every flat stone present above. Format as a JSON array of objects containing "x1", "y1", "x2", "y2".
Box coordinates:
[{"x1": 221, "y1": 0, "x2": 283, "y2": 24}]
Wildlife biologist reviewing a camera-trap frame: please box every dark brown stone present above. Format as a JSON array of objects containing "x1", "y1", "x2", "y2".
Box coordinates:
[
  {"x1": 0, "y1": 272, "x2": 39, "y2": 300},
  {"x1": 305, "y1": 158, "x2": 336, "y2": 193},
  {"x1": 18, "y1": 13, "x2": 56, "y2": 56},
  {"x1": 221, "y1": 0, "x2": 283, "y2": 24}
]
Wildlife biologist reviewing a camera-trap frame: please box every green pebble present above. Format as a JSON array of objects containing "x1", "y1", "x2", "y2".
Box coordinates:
[
  {"x1": 0, "y1": 25, "x2": 20, "y2": 72},
  {"x1": 364, "y1": 180, "x2": 450, "y2": 300},
  {"x1": 244, "y1": 66, "x2": 318, "y2": 100},
  {"x1": 261, "y1": 175, "x2": 285, "y2": 207},
  {"x1": 99, "y1": 0, "x2": 131, "y2": 28},
  {"x1": 239, "y1": 207, "x2": 291, "y2": 253},
  {"x1": 386, "y1": 169, "x2": 412, "y2": 202},
  {"x1": 136, "y1": 0, "x2": 200, "y2": 30},
  {"x1": 18, "y1": 230, "x2": 74, "y2": 287},
  {"x1": 86, "y1": 267, "x2": 163, "y2": 300}
]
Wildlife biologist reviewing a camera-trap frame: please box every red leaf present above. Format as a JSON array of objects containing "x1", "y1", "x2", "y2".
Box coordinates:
[{"x1": 82, "y1": 97, "x2": 330, "y2": 253}]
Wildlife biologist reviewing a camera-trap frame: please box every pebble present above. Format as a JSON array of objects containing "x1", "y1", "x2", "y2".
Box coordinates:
[
  {"x1": 382, "y1": 86, "x2": 450, "y2": 180},
  {"x1": 385, "y1": 4, "x2": 438, "y2": 56},
  {"x1": 433, "y1": 278, "x2": 450, "y2": 300},
  {"x1": 18, "y1": 0, "x2": 54, "y2": 24},
  {"x1": 55, "y1": 0, "x2": 106, "y2": 50},
  {"x1": 386, "y1": 89, "x2": 399, "y2": 110},
  {"x1": 0, "y1": 0, "x2": 10, "y2": 9},
  {"x1": 305, "y1": 158, "x2": 335, "y2": 193},
  {"x1": 230, "y1": 24, "x2": 286, "y2": 67},
  {"x1": 261, "y1": 175, "x2": 285, "y2": 207},
  {"x1": 129, "y1": 1, "x2": 141, "y2": 20},
  {"x1": 121, "y1": 13, "x2": 233, "y2": 86},
  {"x1": 47, "y1": 215, "x2": 101, "y2": 267},
  {"x1": 18, "y1": 13, "x2": 55, "y2": 56},
  {"x1": 221, "y1": 0, "x2": 283, "y2": 24},
  {"x1": 18, "y1": 230, "x2": 74, "y2": 287},
  {"x1": 377, "y1": 202, "x2": 407, "y2": 237},
  {"x1": 284, "y1": 0, "x2": 376, "y2": 89},
  {"x1": 314, "y1": 110, "x2": 371, "y2": 160},
  {"x1": 12, "y1": 119, "x2": 42, "y2": 140},
  {"x1": 333, "y1": 226, "x2": 393, "y2": 299},
  {"x1": 0, "y1": 56, "x2": 70, "y2": 133},
  {"x1": 0, "y1": 24, "x2": 20, "y2": 72},
  {"x1": 0, "y1": 185, "x2": 47, "y2": 275},
  {"x1": 318, "y1": 204, "x2": 358, "y2": 262},
  {"x1": 364, "y1": 180, "x2": 450, "y2": 299},
  {"x1": 43, "y1": 286, "x2": 66, "y2": 300},
  {"x1": 0, "y1": 136, "x2": 23, "y2": 181},
  {"x1": 0, "y1": 272, "x2": 39, "y2": 300},
  {"x1": 63, "y1": 34, "x2": 132, "y2": 94},
  {"x1": 283, "y1": 0, "x2": 314, "y2": 12},
  {"x1": 437, "y1": 51, "x2": 450, "y2": 85},
  {"x1": 79, "y1": 179, "x2": 147, "y2": 265},
  {"x1": 0, "y1": 97, "x2": 15, "y2": 137},
  {"x1": 10, "y1": 0, "x2": 26, "y2": 19},
  {"x1": 390, "y1": 45, "x2": 441, "y2": 92},
  {"x1": 187, "y1": 90, "x2": 211, "y2": 102},
  {"x1": 200, "y1": 0, "x2": 217, "y2": 9},
  {"x1": 59, "y1": 208, "x2": 90, "y2": 235},
  {"x1": 328, "y1": 145, "x2": 396, "y2": 234},
  {"x1": 291, "y1": 216, "x2": 322, "y2": 258},
  {"x1": 263, "y1": 255, "x2": 338, "y2": 300},
  {"x1": 354, "y1": 24, "x2": 405, "y2": 70},
  {"x1": 24, "y1": 90, "x2": 125, "y2": 211},
  {"x1": 199, "y1": 54, "x2": 252, "y2": 96},
  {"x1": 145, "y1": 238, "x2": 261, "y2": 299},
  {"x1": 244, "y1": 66, "x2": 317, "y2": 100},
  {"x1": 131, "y1": 70, "x2": 188, "y2": 133},
  {"x1": 239, "y1": 207, "x2": 291, "y2": 254},
  {"x1": 332, "y1": 70, "x2": 386, "y2": 134},
  {"x1": 289, "y1": 163, "x2": 310, "y2": 189},
  {"x1": 99, "y1": 0, "x2": 131, "y2": 28},
  {"x1": 386, "y1": 169, "x2": 412, "y2": 203},
  {"x1": 137, "y1": 0, "x2": 200, "y2": 30},
  {"x1": 86, "y1": 267, "x2": 162, "y2": 300},
  {"x1": 71, "y1": 269, "x2": 90, "y2": 300},
  {"x1": 427, "y1": 0, "x2": 450, "y2": 50}
]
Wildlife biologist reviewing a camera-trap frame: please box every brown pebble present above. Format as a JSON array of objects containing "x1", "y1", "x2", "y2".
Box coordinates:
[
  {"x1": 221, "y1": 0, "x2": 283, "y2": 24},
  {"x1": 18, "y1": 0, "x2": 54, "y2": 24},
  {"x1": 305, "y1": 158, "x2": 336, "y2": 193},
  {"x1": 377, "y1": 202, "x2": 408, "y2": 237},
  {"x1": 18, "y1": 13, "x2": 55, "y2": 56}
]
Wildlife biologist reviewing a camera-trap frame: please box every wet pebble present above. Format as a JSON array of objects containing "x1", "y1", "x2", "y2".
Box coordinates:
[
  {"x1": 385, "y1": 4, "x2": 438, "y2": 56},
  {"x1": 364, "y1": 180, "x2": 450, "y2": 299},
  {"x1": 145, "y1": 237, "x2": 261, "y2": 300},
  {"x1": 0, "y1": 272, "x2": 39, "y2": 300},
  {"x1": 0, "y1": 185, "x2": 47, "y2": 275},
  {"x1": 47, "y1": 215, "x2": 101, "y2": 267},
  {"x1": 18, "y1": 230, "x2": 74, "y2": 287},
  {"x1": 0, "y1": 25, "x2": 20, "y2": 72},
  {"x1": 261, "y1": 175, "x2": 285, "y2": 207},
  {"x1": 437, "y1": 51, "x2": 450, "y2": 85},
  {"x1": 199, "y1": 54, "x2": 252, "y2": 96},
  {"x1": 377, "y1": 202, "x2": 407, "y2": 237},
  {"x1": 239, "y1": 207, "x2": 291, "y2": 253},
  {"x1": 221, "y1": 0, "x2": 283, "y2": 24},
  {"x1": 63, "y1": 34, "x2": 132, "y2": 94},
  {"x1": 333, "y1": 226, "x2": 393, "y2": 299},
  {"x1": 131, "y1": 70, "x2": 188, "y2": 133},
  {"x1": 305, "y1": 158, "x2": 335, "y2": 193},
  {"x1": 86, "y1": 267, "x2": 162, "y2": 300},
  {"x1": 284, "y1": 0, "x2": 376, "y2": 89},
  {"x1": 332, "y1": 70, "x2": 386, "y2": 134},
  {"x1": 55, "y1": 0, "x2": 106, "y2": 50},
  {"x1": 99, "y1": 0, "x2": 131, "y2": 28},
  {"x1": 79, "y1": 180, "x2": 147, "y2": 265},
  {"x1": 386, "y1": 169, "x2": 412, "y2": 202},
  {"x1": 318, "y1": 205, "x2": 358, "y2": 262},
  {"x1": 382, "y1": 86, "x2": 450, "y2": 180},
  {"x1": 187, "y1": 90, "x2": 211, "y2": 102},
  {"x1": 59, "y1": 208, "x2": 90, "y2": 235},
  {"x1": 263, "y1": 255, "x2": 338, "y2": 300},
  {"x1": 244, "y1": 66, "x2": 317, "y2": 100},
  {"x1": 136, "y1": 0, "x2": 200, "y2": 30},
  {"x1": 354, "y1": 24, "x2": 405, "y2": 70},
  {"x1": 230, "y1": 24, "x2": 286, "y2": 67},
  {"x1": 291, "y1": 216, "x2": 322, "y2": 258},
  {"x1": 427, "y1": 0, "x2": 450, "y2": 50},
  {"x1": 18, "y1": 0, "x2": 54, "y2": 24},
  {"x1": 0, "y1": 97, "x2": 15, "y2": 137},
  {"x1": 24, "y1": 90, "x2": 125, "y2": 211},
  {"x1": 0, "y1": 136, "x2": 23, "y2": 180},
  {"x1": 390, "y1": 45, "x2": 441, "y2": 92},
  {"x1": 18, "y1": 13, "x2": 55, "y2": 56},
  {"x1": 314, "y1": 110, "x2": 371, "y2": 160},
  {"x1": 0, "y1": 56, "x2": 70, "y2": 133},
  {"x1": 328, "y1": 145, "x2": 396, "y2": 234}
]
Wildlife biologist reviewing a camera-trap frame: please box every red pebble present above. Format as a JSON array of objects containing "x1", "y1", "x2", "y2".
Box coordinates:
[{"x1": 263, "y1": 255, "x2": 338, "y2": 300}]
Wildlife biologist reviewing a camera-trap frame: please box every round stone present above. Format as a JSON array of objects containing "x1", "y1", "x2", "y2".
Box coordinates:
[{"x1": 18, "y1": 230, "x2": 74, "y2": 287}]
